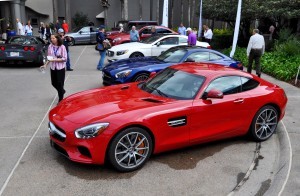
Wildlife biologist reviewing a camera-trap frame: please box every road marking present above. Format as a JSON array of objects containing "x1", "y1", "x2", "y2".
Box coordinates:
[
  {"x1": 278, "y1": 120, "x2": 292, "y2": 196},
  {"x1": 0, "y1": 136, "x2": 49, "y2": 139},
  {"x1": 0, "y1": 46, "x2": 87, "y2": 196}
]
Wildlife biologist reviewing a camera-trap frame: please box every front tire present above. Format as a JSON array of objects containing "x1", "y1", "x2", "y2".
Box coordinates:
[
  {"x1": 132, "y1": 73, "x2": 149, "y2": 82},
  {"x1": 129, "y1": 52, "x2": 144, "y2": 58},
  {"x1": 249, "y1": 105, "x2": 278, "y2": 142},
  {"x1": 108, "y1": 127, "x2": 152, "y2": 172}
]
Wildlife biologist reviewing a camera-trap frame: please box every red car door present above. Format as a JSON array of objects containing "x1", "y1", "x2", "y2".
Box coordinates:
[{"x1": 189, "y1": 76, "x2": 252, "y2": 144}]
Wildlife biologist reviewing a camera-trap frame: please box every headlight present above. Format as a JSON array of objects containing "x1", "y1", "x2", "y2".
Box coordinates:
[
  {"x1": 74, "y1": 123, "x2": 109, "y2": 139},
  {"x1": 113, "y1": 37, "x2": 121, "y2": 43},
  {"x1": 116, "y1": 50, "x2": 129, "y2": 56},
  {"x1": 115, "y1": 69, "x2": 132, "y2": 78}
]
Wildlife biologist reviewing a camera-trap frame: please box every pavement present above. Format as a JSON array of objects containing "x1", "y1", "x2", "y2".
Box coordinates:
[{"x1": 0, "y1": 45, "x2": 299, "y2": 196}]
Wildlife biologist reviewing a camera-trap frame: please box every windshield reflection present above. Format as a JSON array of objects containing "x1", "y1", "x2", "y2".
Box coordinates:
[{"x1": 140, "y1": 68, "x2": 205, "y2": 100}]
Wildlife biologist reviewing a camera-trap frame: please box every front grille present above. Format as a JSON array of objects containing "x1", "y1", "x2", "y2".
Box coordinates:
[
  {"x1": 107, "y1": 50, "x2": 114, "y2": 57},
  {"x1": 49, "y1": 122, "x2": 66, "y2": 142}
]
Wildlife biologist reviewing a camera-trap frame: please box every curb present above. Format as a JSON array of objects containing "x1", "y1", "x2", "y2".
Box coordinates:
[{"x1": 265, "y1": 120, "x2": 292, "y2": 196}]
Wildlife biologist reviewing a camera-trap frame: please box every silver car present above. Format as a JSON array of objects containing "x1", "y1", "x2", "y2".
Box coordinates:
[{"x1": 66, "y1": 26, "x2": 99, "y2": 46}]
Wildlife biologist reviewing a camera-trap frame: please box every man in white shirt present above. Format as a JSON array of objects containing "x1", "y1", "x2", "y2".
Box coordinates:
[
  {"x1": 203, "y1": 25, "x2": 213, "y2": 44},
  {"x1": 16, "y1": 19, "x2": 24, "y2": 35},
  {"x1": 247, "y1": 29, "x2": 265, "y2": 77}
]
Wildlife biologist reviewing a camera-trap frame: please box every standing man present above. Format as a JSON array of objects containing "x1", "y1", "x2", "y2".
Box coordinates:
[
  {"x1": 130, "y1": 26, "x2": 140, "y2": 42},
  {"x1": 96, "y1": 25, "x2": 107, "y2": 71},
  {"x1": 178, "y1": 23, "x2": 186, "y2": 35},
  {"x1": 203, "y1": 25, "x2": 213, "y2": 44},
  {"x1": 58, "y1": 28, "x2": 73, "y2": 71},
  {"x1": 16, "y1": 19, "x2": 24, "y2": 35},
  {"x1": 246, "y1": 29, "x2": 265, "y2": 78},
  {"x1": 55, "y1": 19, "x2": 61, "y2": 33},
  {"x1": 186, "y1": 27, "x2": 197, "y2": 46}
]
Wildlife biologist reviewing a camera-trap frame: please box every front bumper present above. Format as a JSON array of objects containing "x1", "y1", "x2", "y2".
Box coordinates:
[{"x1": 48, "y1": 121, "x2": 110, "y2": 165}]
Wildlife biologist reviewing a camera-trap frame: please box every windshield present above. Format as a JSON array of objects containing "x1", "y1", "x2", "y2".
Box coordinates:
[
  {"x1": 140, "y1": 35, "x2": 162, "y2": 44},
  {"x1": 140, "y1": 68, "x2": 205, "y2": 100},
  {"x1": 156, "y1": 48, "x2": 187, "y2": 63}
]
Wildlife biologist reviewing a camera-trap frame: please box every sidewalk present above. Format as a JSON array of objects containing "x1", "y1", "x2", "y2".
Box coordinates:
[{"x1": 259, "y1": 73, "x2": 300, "y2": 195}]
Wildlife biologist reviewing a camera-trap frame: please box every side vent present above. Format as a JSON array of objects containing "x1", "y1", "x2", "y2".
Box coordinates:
[
  {"x1": 141, "y1": 98, "x2": 162, "y2": 103},
  {"x1": 168, "y1": 116, "x2": 187, "y2": 127}
]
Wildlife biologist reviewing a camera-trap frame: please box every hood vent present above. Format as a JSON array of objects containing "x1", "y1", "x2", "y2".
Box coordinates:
[
  {"x1": 141, "y1": 98, "x2": 162, "y2": 103},
  {"x1": 120, "y1": 86, "x2": 129, "y2": 90}
]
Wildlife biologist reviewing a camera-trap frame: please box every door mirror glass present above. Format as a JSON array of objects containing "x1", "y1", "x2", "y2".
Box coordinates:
[
  {"x1": 185, "y1": 57, "x2": 195, "y2": 62},
  {"x1": 156, "y1": 41, "x2": 161, "y2": 46}
]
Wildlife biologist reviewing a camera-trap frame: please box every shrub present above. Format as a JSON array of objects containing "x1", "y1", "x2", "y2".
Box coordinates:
[
  {"x1": 275, "y1": 38, "x2": 300, "y2": 57},
  {"x1": 223, "y1": 46, "x2": 300, "y2": 81},
  {"x1": 72, "y1": 12, "x2": 89, "y2": 29}
]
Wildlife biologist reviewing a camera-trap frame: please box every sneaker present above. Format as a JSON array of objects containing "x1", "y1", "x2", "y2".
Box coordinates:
[
  {"x1": 97, "y1": 68, "x2": 102, "y2": 71},
  {"x1": 67, "y1": 68, "x2": 73, "y2": 71}
]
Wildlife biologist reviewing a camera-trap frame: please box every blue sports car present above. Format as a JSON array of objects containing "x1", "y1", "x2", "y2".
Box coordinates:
[{"x1": 102, "y1": 46, "x2": 243, "y2": 85}]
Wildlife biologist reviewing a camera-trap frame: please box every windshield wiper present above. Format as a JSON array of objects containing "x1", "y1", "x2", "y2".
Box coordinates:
[{"x1": 155, "y1": 89, "x2": 169, "y2": 97}]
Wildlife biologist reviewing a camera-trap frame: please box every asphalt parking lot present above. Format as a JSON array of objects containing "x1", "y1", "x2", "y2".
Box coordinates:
[{"x1": 0, "y1": 45, "x2": 298, "y2": 196}]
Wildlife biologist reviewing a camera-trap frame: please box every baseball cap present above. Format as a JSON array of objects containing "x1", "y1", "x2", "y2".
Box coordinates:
[
  {"x1": 58, "y1": 28, "x2": 64, "y2": 33},
  {"x1": 99, "y1": 25, "x2": 105, "y2": 30},
  {"x1": 186, "y1": 27, "x2": 192, "y2": 32}
]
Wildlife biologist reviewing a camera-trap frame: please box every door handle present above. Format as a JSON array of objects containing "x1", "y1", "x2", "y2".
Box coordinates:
[{"x1": 233, "y1": 98, "x2": 244, "y2": 103}]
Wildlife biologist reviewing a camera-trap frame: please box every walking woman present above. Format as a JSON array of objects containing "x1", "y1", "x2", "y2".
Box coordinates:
[{"x1": 40, "y1": 34, "x2": 67, "y2": 103}]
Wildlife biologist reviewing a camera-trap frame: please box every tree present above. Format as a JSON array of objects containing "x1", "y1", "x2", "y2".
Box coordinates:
[{"x1": 72, "y1": 12, "x2": 89, "y2": 28}]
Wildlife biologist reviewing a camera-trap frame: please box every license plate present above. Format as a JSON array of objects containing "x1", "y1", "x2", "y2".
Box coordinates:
[{"x1": 10, "y1": 52, "x2": 19, "y2": 57}]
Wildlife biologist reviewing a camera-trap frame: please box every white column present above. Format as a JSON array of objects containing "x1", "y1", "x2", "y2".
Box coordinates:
[{"x1": 20, "y1": 0, "x2": 26, "y2": 23}]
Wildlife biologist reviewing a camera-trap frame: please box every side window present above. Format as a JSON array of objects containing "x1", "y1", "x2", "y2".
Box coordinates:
[
  {"x1": 205, "y1": 76, "x2": 242, "y2": 95},
  {"x1": 186, "y1": 52, "x2": 209, "y2": 62},
  {"x1": 80, "y1": 27, "x2": 90, "y2": 33},
  {"x1": 241, "y1": 77, "x2": 259, "y2": 92},
  {"x1": 157, "y1": 28, "x2": 173, "y2": 34},
  {"x1": 160, "y1": 37, "x2": 178, "y2": 45},
  {"x1": 140, "y1": 28, "x2": 151, "y2": 35},
  {"x1": 179, "y1": 37, "x2": 187, "y2": 44},
  {"x1": 209, "y1": 52, "x2": 223, "y2": 61}
]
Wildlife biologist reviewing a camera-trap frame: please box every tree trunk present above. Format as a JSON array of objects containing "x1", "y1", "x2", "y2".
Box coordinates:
[
  {"x1": 188, "y1": 0, "x2": 191, "y2": 27},
  {"x1": 181, "y1": 0, "x2": 183, "y2": 22},
  {"x1": 139, "y1": 0, "x2": 142, "y2": 20},
  {"x1": 156, "y1": 0, "x2": 160, "y2": 24},
  {"x1": 170, "y1": 0, "x2": 174, "y2": 28},
  {"x1": 191, "y1": 0, "x2": 195, "y2": 27}
]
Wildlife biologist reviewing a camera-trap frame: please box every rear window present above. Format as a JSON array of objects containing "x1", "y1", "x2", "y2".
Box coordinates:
[{"x1": 9, "y1": 37, "x2": 38, "y2": 45}]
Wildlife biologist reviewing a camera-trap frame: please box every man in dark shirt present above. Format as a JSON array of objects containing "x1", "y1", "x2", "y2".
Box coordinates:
[{"x1": 58, "y1": 28, "x2": 73, "y2": 71}]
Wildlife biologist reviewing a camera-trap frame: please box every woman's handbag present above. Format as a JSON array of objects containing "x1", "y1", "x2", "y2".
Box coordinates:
[
  {"x1": 95, "y1": 43, "x2": 104, "y2": 51},
  {"x1": 103, "y1": 41, "x2": 111, "y2": 49}
]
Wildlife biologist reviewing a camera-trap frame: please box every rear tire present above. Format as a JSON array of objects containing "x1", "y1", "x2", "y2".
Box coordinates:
[
  {"x1": 129, "y1": 52, "x2": 144, "y2": 58},
  {"x1": 249, "y1": 105, "x2": 278, "y2": 142},
  {"x1": 108, "y1": 127, "x2": 152, "y2": 172}
]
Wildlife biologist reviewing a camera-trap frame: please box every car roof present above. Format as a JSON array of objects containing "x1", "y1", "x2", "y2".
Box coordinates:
[
  {"x1": 170, "y1": 62, "x2": 252, "y2": 78},
  {"x1": 169, "y1": 45, "x2": 214, "y2": 52}
]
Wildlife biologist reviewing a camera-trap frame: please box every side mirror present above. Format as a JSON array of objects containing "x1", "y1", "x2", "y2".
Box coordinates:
[
  {"x1": 79, "y1": 31, "x2": 82, "y2": 34},
  {"x1": 203, "y1": 89, "x2": 223, "y2": 100},
  {"x1": 149, "y1": 72, "x2": 156, "y2": 79},
  {"x1": 156, "y1": 41, "x2": 161, "y2": 47},
  {"x1": 185, "y1": 58, "x2": 195, "y2": 62}
]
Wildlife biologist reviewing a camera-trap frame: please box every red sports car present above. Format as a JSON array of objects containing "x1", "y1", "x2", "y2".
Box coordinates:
[{"x1": 48, "y1": 63, "x2": 287, "y2": 172}]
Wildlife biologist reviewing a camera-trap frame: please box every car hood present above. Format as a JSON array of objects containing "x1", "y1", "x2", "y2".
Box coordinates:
[
  {"x1": 103, "y1": 57, "x2": 165, "y2": 71},
  {"x1": 110, "y1": 42, "x2": 150, "y2": 51},
  {"x1": 50, "y1": 83, "x2": 171, "y2": 125}
]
